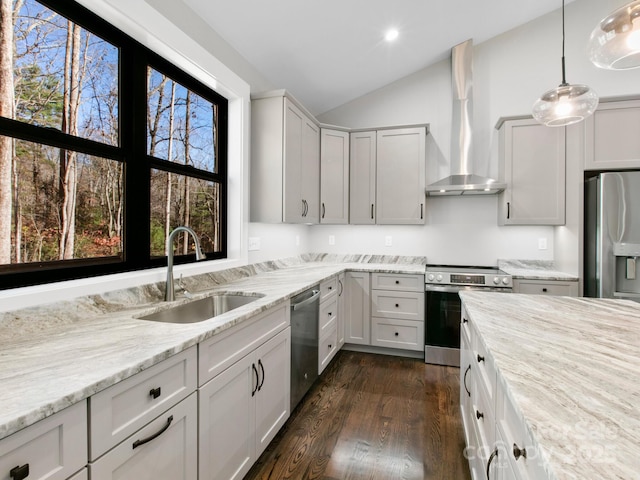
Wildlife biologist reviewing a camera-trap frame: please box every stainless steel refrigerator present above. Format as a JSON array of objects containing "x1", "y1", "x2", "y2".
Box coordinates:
[{"x1": 585, "y1": 171, "x2": 640, "y2": 300}]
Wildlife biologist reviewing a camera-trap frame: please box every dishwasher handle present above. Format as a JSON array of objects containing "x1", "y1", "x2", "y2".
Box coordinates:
[{"x1": 291, "y1": 290, "x2": 320, "y2": 311}]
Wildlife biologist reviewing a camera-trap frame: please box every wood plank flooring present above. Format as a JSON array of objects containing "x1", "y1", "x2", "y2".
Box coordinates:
[{"x1": 244, "y1": 350, "x2": 472, "y2": 480}]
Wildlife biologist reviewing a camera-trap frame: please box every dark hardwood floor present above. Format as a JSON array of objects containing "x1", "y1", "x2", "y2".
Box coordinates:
[{"x1": 244, "y1": 350, "x2": 472, "y2": 480}]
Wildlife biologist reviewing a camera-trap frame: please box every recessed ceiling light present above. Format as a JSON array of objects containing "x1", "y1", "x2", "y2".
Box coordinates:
[{"x1": 385, "y1": 29, "x2": 399, "y2": 42}]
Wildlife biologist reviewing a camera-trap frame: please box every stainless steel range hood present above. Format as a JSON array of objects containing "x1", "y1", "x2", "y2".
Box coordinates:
[{"x1": 426, "y1": 39, "x2": 506, "y2": 196}]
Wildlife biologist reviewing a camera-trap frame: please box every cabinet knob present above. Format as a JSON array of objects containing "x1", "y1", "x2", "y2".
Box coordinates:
[
  {"x1": 328, "y1": 344, "x2": 332, "y2": 349},
  {"x1": 513, "y1": 443, "x2": 527, "y2": 461},
  {"x1": 328, "y1": 312, "x2": 332, "y2": 316},
  {"x1": 394, "y1": 332, "x2": 399, "y2": 336},
  {"x1": 395, "y1": 280, "x2": 400, "y2": 284},
  {"x1": 149, "y1": 387, "x2": 161, "y2": 399},
  {"x1": 476, "y1": 410, "x2": 484, "y2": 420},
  {"x1": 542, "y1": 288, "x2": 548, "y2": 292},
  {"x1": 477, "y1": 354, "x2": 485, "y2": 363},
  {"x1": 10, "y1": 464, "x2": 29, "y2": 480},
  {"x1": 462, "y1": 318, "x2": 468, "y2": 324},
  {"x1": 395, "y1": 303, "x2": 399, "y2": 308}
]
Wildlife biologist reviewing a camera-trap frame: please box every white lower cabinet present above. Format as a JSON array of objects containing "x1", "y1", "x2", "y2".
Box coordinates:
[
  {"x1": 319, "y1": 277, "x2": 340, "y2": 374},
  {"x1": 89, "y1": 393, "x2": 197, "y2": 480},
  {"x1": 461, "y1": 305, "x2": 549, "y2": 480},
  {"x1": 198, "y1": 327, "x2": 291, "y2": 480},
  {"x1": 0, "y1": 401, "x2": 87, "y2": 480},
  {"x1": 344, "y1": 271, "x2": 371, "y2": 345}
]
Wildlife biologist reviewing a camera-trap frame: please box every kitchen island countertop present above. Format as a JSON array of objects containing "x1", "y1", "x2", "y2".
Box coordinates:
[
  {"x1": 0, "y1": 254, "x2": 425, "y2": 441},
  {"x1": 460, "y1": 290, "x2": 640, "y2": 479}
]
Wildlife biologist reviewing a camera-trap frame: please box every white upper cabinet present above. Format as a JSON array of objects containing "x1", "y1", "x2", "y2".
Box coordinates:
[
  {"x1": 497, "y1": 117, "x2": 565, "y2": 226},
  {"x1": 320, "y1": 128, "x2": 349, "y2": 224},
  {"x1": 350, "y1": 126, "x2": 427, "y2": 225},
  {"x1": 376, "y1": 127, "x2": 426, "y2": 225},
  {"x1": 584, "y1": 98, "x2": 640, "y2": 171},
  {"x1": 251, "y1": 92, "x2": 320, "y2": 224},
  {"x1": 349, "y1": 131, "x2": 377, "y2": 225}
]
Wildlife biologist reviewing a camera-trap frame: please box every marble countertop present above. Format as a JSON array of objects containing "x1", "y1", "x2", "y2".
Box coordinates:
[
  {"x1": 0, "y1": 254, "x2": 425, "y2": 441},
  {"x1": 498, "y1": 259, "x2": 579, "y2": 281},
  {"x1": 459, "y1": 291, "x2": 640, "y2": 480}
]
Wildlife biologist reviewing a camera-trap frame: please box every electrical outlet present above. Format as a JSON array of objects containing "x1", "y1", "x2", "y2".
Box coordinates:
[
  {"x1": 328, "y1": 235, "x2": 335, "y2": 245},
  {"x1": 248, "y1": 237, "x2": 261, "y2": 251},
  {"x1": 385, "y1": 236, "x2": 393, "y2": 247},
  {"x1": 538, "y1": 238, "x2": 547, "y2": 250}
]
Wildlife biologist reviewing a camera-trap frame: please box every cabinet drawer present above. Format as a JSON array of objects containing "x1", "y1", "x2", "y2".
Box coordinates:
[
  {"x1": 496, "y1": 378, "x2": 546, "y2": 480},
  {"x1": 472, "y1": 330, "x2": 497, "y2": 406},
  {"x1": 371, "y1": 273, "x2": 424, "y2": 292},
  {"x1": 89, "y1": 346, "x2": 197, "y2": 460},
  {"x1": 371, "y1": 290, "x2": 424, "y2": 321},
  {"x1": 89, "y1": 393, "x2": 197, "y2": 480},
  {"x1": 319, "y1": 296, "x2": 338, "y2": 335},
  {"x1": 514, "y1": 279, "x2": 578, "y2": 296},
  {"x1": 371, "y1": 317, "x2": 424, "y2": 351},
  {"x1": 0, "y1": 401, "x2": 87, "y2": 480},
  {"x1": 471, "y1": 377, "x2": 495, "y2": 452},
  {"x1": 319, "y1": 277, "x2": 338, "y2": 302},
  {"x1": 319, "y1": 324, "x2": 338, "y2": 374},
  {"x1": 199, "y1": 303, "x2": 289, "y2": 385}
]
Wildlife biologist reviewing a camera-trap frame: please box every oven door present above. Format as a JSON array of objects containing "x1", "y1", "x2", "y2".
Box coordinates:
[
  {"x1": 425, "y1": 285, "x2": 464, "y2": 367},
  {"x1": 424, "y1": 285, "x2": 511, "y2": 367}
]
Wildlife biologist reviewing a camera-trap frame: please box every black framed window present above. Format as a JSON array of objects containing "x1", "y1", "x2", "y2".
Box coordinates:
[{"x1": 0, "y1": 0, "x2": 227, "y2": 289}]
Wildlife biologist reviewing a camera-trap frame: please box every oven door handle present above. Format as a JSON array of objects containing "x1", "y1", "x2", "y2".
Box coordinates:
[{"x1": 425, "y1": 285, "x2": 464, "y2": 293}]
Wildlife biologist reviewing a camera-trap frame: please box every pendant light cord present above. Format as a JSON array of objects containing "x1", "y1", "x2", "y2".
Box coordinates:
[{"x1": 561, "y1": 0, "x2": 567, "y2": 86}]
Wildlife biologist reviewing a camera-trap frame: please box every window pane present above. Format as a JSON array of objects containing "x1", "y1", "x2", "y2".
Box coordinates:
[
  {"x1": 150, "y1": 169, "x2": 221, "y2": 258},
  {"x1": 147, "y1": 68, "x2": 218, "y2": 172},
  {"x1": 6, "y1": 0, "x2": 119, "y2": 145},
  {"x1": 0, "y1": 135, "x2": 123, "y2": 265}
]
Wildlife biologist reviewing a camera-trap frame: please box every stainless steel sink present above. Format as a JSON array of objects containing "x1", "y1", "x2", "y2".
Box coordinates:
[{"x1": 138, "y1": 293, "x2": 264, "y2": 324}]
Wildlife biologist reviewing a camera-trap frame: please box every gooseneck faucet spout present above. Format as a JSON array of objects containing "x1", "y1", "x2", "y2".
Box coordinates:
[{"x1": 165, "y1": 226, "x2": 206, "y2": 301}]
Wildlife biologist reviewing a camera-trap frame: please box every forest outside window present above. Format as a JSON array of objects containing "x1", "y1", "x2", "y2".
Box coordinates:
[{"x1": 0, "y1": 0, "x2": 228, "y2": 289}]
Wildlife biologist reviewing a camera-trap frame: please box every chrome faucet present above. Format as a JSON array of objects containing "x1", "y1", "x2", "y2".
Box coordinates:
[{"x1": 165, "y1": 226, "x2": 206, "y2": 301}]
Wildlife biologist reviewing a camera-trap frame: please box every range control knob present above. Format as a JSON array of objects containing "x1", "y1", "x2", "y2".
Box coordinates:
[
  {"x1": 502, "y1": 277, "x2": 510, "y2": 285},
  {"x1": 493, "y1": 277, "x2": 500, "y2": 285},
  {"x1": 436, "y1": 274, "x2": 443, "y2": 282},
  {"x1": 427, "y1": 274, "x2": 435, "y2": 281}
]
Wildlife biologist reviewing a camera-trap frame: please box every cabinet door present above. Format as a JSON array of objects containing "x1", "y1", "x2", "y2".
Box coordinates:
[
  {"x1": 337, "y1": 273, "x2": 346, "y2": 347},
  {"x1": 344, "y1": 272, "x2": 371, "y2": 345},
  {"x1": 90, "y1": 394, "x2": 197, "y2": 480},
  {"x1": 376, "y1": 127, "x2": 426, "y2": 225},
  {"x1": 349, "y1": 131, "x2": 376, "y2": 224},
  {"x1": 254, "y1": 328, "x2": 291, "y2": 458},
  {"x1": 198, "y1": 355, "x2": 255, "y2": 480},
  {"x1": 498, "y1": 118, "x2": 565, "y2": 225},
  {"x1": 585, "y1": 99, "x2": 640, "y2": 170},
  {"x1": 320, "y1": 129, "x2": 349, "y2": 224},
  {"x1": 301, "y1": 118, "x2": 320, "y2": 223},
  {"x1": 283, "y1": 98, "x2": 305, "y2": 223}
]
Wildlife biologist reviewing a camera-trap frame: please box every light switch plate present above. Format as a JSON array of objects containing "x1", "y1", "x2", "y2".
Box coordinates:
[
  {"x1": 328, "y1": 235, "x2": 335, "y2": 245},
  {"x1": 538, "y1": 238, "x2": 547, "y2": 250},
  {"x1": 385, "y1": 236, "x2": 393, "y2": 247},
  {"x1": 248, "y1": 237, "x2": 261, "y2": 251}
]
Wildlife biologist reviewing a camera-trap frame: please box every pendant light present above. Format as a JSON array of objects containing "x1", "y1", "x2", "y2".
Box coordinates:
[
  {"x1": 532, "y1": 0, "x2": 599, "y2": 127},
  {"x1": 588, "y1": 1, "x2": 640, "y2": 70}
]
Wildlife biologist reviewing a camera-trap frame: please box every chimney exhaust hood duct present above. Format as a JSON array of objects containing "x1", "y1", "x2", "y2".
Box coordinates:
[{"x1": 426, "y1": 39, "x2": 506, "y2": 196}]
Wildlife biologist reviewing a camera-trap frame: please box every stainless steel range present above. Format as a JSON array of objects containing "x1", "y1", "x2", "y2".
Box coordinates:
[{"x1": 424, "y1": 265, "x2": 512, "y2": 367}]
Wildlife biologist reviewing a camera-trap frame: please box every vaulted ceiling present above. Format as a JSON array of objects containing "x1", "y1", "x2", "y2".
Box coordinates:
[{"x1": 184, "y1": 0, "x2": 577, "y2": 115}]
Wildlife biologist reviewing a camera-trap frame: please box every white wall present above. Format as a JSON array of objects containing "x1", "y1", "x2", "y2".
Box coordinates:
[{"x1": 316, "y1": 0, "x2": 640, "y2": 273}]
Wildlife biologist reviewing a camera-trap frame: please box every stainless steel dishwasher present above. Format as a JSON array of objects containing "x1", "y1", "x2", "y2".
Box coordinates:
[{"x1": 290, "y1": 286, "x2": 320, "y2": 411}]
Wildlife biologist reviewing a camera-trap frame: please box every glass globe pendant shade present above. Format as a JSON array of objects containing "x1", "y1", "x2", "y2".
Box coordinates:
[
  {"x1": 532, "y1": 83, "x2": 599, "y2": 127},
  {"x1": 588, "y1": 1, "x2": 640, "y2": 70}
]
